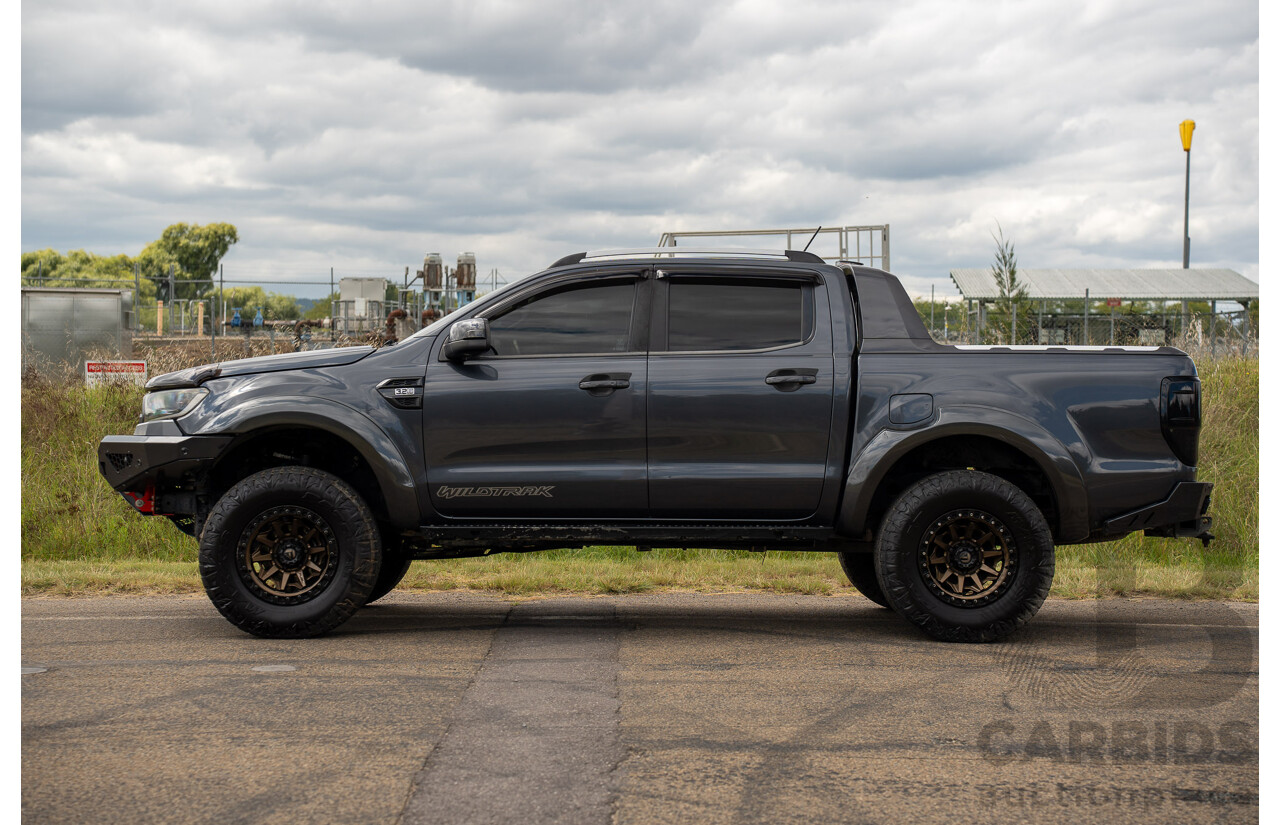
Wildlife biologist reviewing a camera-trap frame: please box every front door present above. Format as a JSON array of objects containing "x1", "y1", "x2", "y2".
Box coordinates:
[
  {"x1": 646, "y1": 271, "x2": 835, "y2": 519},
  {"x1": 423, "y1": 272, "x2": 650, "y2": 518}
]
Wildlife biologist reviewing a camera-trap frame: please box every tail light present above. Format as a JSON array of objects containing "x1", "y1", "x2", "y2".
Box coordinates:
[{"x1": 1160, "y1": 377, "x2": 1201, "y2": 466}]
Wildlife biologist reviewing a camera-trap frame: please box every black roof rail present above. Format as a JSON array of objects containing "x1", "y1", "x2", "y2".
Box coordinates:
[{"x1": 550, "y1": 252, "x2": 588, "y2": 268}]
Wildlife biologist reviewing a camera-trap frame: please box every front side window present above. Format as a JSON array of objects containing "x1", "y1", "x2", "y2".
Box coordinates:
[
  {"x1": 667, "y1": 280, "x2": 807, "y2": 351},
  {"x1": 487, "y1": 281, "x2": 636, "y2": 356}
]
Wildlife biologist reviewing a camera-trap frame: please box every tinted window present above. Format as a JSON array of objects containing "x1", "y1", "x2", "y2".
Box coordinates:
[
  {"x1": 488, "y1": 281, "x2": 635, "y2": 356},
  {"x1": 668, "y1": 280, "x2": 806, "y2": 351}
]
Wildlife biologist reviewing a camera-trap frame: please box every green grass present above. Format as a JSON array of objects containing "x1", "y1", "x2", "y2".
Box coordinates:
[{"x1": 21, "y1": 357, "x2": 1258, "y2": 600}]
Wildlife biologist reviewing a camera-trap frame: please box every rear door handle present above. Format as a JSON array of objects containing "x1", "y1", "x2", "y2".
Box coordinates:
[
  {"x1": 580, "y1": 373, "x2": 631, "y2": 393},
  {"x1": 765, "y1": 369, "x2": 818, "y2": 390}
]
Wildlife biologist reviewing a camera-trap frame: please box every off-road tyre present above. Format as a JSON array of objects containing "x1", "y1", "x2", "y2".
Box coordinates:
[
  {"x1": 365, "y1": 550, "x2": 413, "y2": 605},
  {"x1": 199, "y1": 466, "x2": 381, "y2": 638},
  {"x1": 836, "y1": 550, "x2": 890, "y2": 608},
  {"x1": 875, "y1": 470, "x2": 1054, "y2": 643}
]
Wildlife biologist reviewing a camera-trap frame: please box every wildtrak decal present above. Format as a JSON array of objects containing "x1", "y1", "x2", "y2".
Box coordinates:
[{"x1": 437, "y1": 485, "x2": 555, "y2": 500}]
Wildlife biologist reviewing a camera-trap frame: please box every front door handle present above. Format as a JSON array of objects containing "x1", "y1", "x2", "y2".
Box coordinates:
[
  {"x1": 765, "y1": 369, "x2": 818, "y2": 391},
  {"x1": 580, "y1": 373, "x2": 631, "y2": 394}
]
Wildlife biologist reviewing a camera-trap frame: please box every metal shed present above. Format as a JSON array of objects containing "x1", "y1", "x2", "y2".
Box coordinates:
[
  {"x1": 944, "y1": 268, "x2": 1258, "y2": 351},
  {"x1": 948, "y1": 268, "x2": 1258, "y2": 302},
  {"x1": 22, "y1": 287, "x2": 134, "y2": 370}
]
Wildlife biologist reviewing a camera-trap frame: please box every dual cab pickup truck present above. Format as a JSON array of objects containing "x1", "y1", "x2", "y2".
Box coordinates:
[{"x1": 98, "y1": 248, "x2": 1213, "y2": 641}]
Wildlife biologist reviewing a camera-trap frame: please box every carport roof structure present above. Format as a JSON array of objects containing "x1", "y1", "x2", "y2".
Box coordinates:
[{"x1": 947, "y1": 268, "x2": 1258, "y2": 302}]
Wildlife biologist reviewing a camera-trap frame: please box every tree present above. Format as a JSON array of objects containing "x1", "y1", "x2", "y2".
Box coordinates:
[
  {"x1": 138, "y1": 222, "x2": 239, "y2": 299},
  {"x1": 304, "y1": 292, "x2": 339, "y2": 321},
  {"x1": 21, "y1": 248, "x2": 137, "y2": 288},
  {"x1": 987, "y1": 223, "x2": 1029, "y2": 344},
  {"x1": 990, "y1": 223, "x2": 1027, "y2": 310},
  {"x1": 217, "y1": 286, "x2": 302, "y2": 322}
]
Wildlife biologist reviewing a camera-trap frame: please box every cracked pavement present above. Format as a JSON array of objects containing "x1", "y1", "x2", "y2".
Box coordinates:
[{"x1": 21, "y1": 593, "x2": 1258, "y2": 824}]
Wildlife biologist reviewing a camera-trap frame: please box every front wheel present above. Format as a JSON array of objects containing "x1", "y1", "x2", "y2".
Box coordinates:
[
  {"x1": 875, "y1": 470, "x2": 1054, "y2": 643},
  {"x1": 836, "y1": 550, "x2": 890, "y2": 608},
  {"x1": 199, "y1": 466, "x2": 382, "y2": 638}
]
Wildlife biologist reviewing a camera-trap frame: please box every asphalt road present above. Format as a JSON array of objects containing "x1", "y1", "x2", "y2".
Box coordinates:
[{"x1": 22, "y1": 593, "x2": 1258, "y2": 825}]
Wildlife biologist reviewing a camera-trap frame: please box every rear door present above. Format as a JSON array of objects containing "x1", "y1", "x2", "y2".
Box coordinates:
[
  {"x1": 646, "y1": 269, "x2": 835, "y2": 519},
  {"x1": 423, "y1": 270, "x2": 651, "y2": 518}
]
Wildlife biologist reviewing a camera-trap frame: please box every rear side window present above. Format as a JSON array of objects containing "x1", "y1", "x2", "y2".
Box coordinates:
[
  {"x1": 667, "y1": 280, "x2": 807, "y2": 351},
  {"x1": 487, "y1": 281, "x2": 636, "y2": 356}
]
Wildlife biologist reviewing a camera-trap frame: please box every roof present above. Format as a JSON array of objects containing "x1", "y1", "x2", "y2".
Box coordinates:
[{"x1": 948, "y1": 268, "x2": 1258, "y2": 302}]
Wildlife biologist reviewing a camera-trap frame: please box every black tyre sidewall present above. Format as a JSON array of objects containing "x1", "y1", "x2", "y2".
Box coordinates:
[
  {"x1": 875, "y1": 471, "x2": 1054, "y2": 642},
  {"x1": 199, "y1": 466, "x2": 381, "y2": 637},
  {"x1": 365, "y1": 551, "x2": 413, "y2": 605},
  {"x1": 837, "y1": 550, "x2": 890, "y2": 608}
]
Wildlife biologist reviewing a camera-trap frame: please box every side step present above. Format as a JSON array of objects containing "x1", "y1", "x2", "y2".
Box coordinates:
[{"x1": 411, "y1": 522, "x2": 839, "y2": 553}]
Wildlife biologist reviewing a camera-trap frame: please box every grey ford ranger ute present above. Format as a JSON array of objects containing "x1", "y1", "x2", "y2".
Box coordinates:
[{"x1": 98, "y1": 248, "x2": 1213, "y2": 641}]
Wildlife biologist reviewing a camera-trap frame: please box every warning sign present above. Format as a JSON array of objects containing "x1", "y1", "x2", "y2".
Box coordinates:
[
  {"x1": 84, "y1": 361, "x2": 148, "y2": 387},
  {"x1": 1106, "y1": 298, "x2": 1122, "y2": 308}
]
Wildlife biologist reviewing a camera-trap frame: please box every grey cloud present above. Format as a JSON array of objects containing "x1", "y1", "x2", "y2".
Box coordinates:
[{"x1": 20, "y1": 0, "x2": 1258, "y2": 300}]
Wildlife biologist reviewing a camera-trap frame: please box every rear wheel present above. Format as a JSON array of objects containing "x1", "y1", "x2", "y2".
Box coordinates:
[
  {"x1": 836, "y1": 550, "x2": 889, "y2": 607},
  {"x1": 365, "y1": 549, "x2": 413, "y2": 605},
  {"x1": 875, "y1": 470, "x2": 1054, "y2": 642},
  {"x1": 199, "y1": 466, "x2": 381, "y2": 638}
]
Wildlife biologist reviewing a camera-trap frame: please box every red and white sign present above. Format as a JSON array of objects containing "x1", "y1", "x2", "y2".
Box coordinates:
[
  {"x1": 1106, "y1": 298, "x2": 1123, "y2": 308},
  {"x1": 84, "y1": 360, "x2": 148, "y2": 387}
]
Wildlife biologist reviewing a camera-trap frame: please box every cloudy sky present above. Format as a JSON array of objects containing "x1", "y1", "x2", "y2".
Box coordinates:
[{"x1": 21, "y1": 0, "x2": 1259, "y2": 299}]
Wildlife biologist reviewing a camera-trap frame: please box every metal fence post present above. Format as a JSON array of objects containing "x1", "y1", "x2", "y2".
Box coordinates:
[
  {"x1": 1242, "y1": 300, "x2": 1250, "y2": 357},
  {"x1": 1083, "y1": 289, "x2": 1090, "y2": 345},
  {"x1": 1210, "y1": 300, "x2": 1216, "y2": 358},
  {"x1": 167, "y1": 264, "x2": 175, "y2": 335}
]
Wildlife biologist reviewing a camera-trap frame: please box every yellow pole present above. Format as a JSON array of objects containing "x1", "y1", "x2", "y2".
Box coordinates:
[
  {"x1": 1180, "y1": 120, "x2": 1195, "y2": 268},
  {"x1": 197, "y1": 301, "x2": 205, "y2": 337},
  {"x1": 156, "y1": 300, "x2": 164, "y2": 335}
]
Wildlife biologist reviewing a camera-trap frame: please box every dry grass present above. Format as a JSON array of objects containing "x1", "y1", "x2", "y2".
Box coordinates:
[
  {"x1": 21, "y1": 350, "x2": 1256, "y2": 600},
  {"x1": 21, "y1": 545, "x2": 1257, "y2": 601}
]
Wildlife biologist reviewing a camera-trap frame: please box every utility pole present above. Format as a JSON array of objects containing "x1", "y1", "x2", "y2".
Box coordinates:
[{"x1": 1180, "y1": 119, "x2": 1195, "y2": 268}]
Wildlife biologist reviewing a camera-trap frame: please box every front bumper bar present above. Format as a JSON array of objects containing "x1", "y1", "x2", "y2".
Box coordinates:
[
  {"x1": 1102, "y1": 481, "x2": 1214, "y2": 545},
  {"x1": 98, "y1": 433, "x2": 234, "y2": 493}
]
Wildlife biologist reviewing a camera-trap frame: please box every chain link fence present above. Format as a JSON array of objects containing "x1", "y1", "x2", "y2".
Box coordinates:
[
  {"x1": 924, "y1": 303, "x2": 1256, "y2": 360},
  {"x1": 20, "y1": 271, "x2": 458, "y2": 368}
]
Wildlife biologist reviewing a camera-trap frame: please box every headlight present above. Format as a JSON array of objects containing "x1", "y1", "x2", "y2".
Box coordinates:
[{"x1": 141, "y1": 387, "x2": 210, "y2": 422}]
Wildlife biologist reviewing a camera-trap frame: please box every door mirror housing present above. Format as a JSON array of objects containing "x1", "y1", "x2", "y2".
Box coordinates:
[{"x1": 442, "y1": 318, "x2": 491, "y2": 362}]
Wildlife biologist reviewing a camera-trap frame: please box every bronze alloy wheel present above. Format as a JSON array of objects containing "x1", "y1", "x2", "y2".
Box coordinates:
[
  {"x1": 918, "y1": 509, "x2": 1017, "y2": 608},
  {"x1": 237, "y1": 505, "x2": 338, "y2": 604}
]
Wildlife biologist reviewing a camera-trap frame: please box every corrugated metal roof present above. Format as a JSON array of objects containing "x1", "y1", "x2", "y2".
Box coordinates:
[{"x1": 948, "y1": 268, "x2": 1258, "y2": 301}]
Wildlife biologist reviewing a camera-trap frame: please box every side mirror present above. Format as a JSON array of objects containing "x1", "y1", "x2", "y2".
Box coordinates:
[{"x1": 442, "y1": 318, "x2": 491, "y2": 362}]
